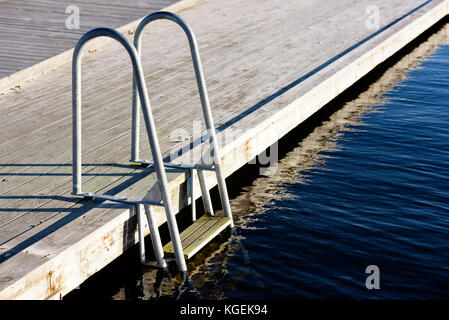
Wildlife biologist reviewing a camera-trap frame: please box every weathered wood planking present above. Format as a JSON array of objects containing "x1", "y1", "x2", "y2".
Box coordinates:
[
  {"x1": 0, "y1": 0, "x2": 178, "y2": 78},
  {"x1": 0, "y1": 0, "x2": 447, "y2": 299},
  {"x1": 0, "y1": 0, "x2": 208, "y2": 93}
]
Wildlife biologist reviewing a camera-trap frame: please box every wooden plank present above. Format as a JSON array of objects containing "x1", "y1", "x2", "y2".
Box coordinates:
[
  {"x1": 182, "y1": 217, "x2": 232, "y2": 259},
  {"x1": 162, "y1": 215, "x2": 212, "y2": 254},
  {"x1": 0, "y1": 0, "x2": 180, "y2": 80},
  {"x1": 177, "y1": 217, "x2": 220, "y2": 249},
  {"x1": 163, "y1": 216, "x2": 232, "y2": 259},
  {"x1": 0, "y1": 0, "x2": 202, "y2": 92}
]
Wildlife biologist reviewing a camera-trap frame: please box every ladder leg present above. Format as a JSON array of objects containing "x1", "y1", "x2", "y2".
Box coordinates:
[
  {"x1": 189, "y1": 169, "x2": 196, "y2": 222},
  {"x1": 197, "y1": 169, "x2": 214, "y2": 216},
  {"x1": 135, "y1": 204, "x2": 147, "y2": 264},
  {"x1": 143, "y1": 204, "x2": 167, "y2": 269},
  {"x1": 133, "y1": 33, "x2": 186, "y2": 272},
  {"x1": 213, "y1": 159, "x2": 234, "y2": 227},
  {"x1": 130, "y1": 80, "x2": 140, "y2": 162}
]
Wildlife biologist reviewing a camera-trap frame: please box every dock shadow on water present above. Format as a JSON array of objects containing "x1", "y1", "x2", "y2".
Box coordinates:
[{"x1": 66, "y1": 21, "x2": 449, "y2": 300}]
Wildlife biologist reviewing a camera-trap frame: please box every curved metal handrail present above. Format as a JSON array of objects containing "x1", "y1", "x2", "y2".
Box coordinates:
[
  {"x1": 71, "y1": 27, "x2": 187, "y2": 271},
  {"x1": 131, "y1": 11, "x2": 211, "y2": 162},
  {"x1": 129, "y1": 12, "x2": 233, "y2": 225},
  {"x1": 72, "y1": 27, "x2": 153, "y2": 195}
]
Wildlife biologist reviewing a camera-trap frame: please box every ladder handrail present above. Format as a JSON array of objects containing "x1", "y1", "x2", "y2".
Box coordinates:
[
  {"x1": 71, "y1": 27, "x2": 187, "y2": 271},
  {"x1": 130, "y1": 12, "x2": 233, "y2": 226},
  {"x1": 73, "y1": 28, "x2": 146, "y2": 195},
  {"x1": 131, "y1": 11, "x2": 208, "y2": 162}
]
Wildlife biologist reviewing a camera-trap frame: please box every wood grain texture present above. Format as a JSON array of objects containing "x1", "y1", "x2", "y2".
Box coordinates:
[
  {"x1": 0, "y1": 0, "x2": 178, "y2": 78},
  {"x1": 0, "y1": 0, "x2": 447, "y2": 299},
  {"x1": 163, "y1": 216, "x2": 232, "y2": 259}
]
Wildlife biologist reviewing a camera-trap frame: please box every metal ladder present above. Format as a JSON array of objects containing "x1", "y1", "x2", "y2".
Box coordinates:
[{"x1": 71, "y1": 12, "x2": 233, "y2": 273}]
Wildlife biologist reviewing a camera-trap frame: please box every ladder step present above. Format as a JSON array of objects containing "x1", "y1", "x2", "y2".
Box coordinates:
[{"x1": 163, "y1": 215, "x2": 232, "y2": 259}]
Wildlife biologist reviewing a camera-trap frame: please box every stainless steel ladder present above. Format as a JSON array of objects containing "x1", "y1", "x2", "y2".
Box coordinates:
[{"x1": 71, "y1": 12, "x2": 233, "y2": 273}]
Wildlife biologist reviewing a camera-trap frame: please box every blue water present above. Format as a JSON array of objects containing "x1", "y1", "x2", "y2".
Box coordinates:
[
  {"x1": 66, "y1": 25, "x2": 449, "y2": 300},
  {"x1": 181, "y1": 31, "x2": 449, "y2": 300}
]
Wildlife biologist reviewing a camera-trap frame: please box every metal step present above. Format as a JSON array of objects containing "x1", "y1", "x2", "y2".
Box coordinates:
[{"x1": 163, "y1": 215, "x2": 232, "y2": 259}]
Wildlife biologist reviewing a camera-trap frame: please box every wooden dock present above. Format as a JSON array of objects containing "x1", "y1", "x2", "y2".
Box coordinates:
[{"x1": 0, "y1": 0, "x2": 448, "y2": 299}]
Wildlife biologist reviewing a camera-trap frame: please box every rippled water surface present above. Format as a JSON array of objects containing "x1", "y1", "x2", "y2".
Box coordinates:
[{"x1": 67, "y1": 23, "x2": 449, "y2": 300}]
